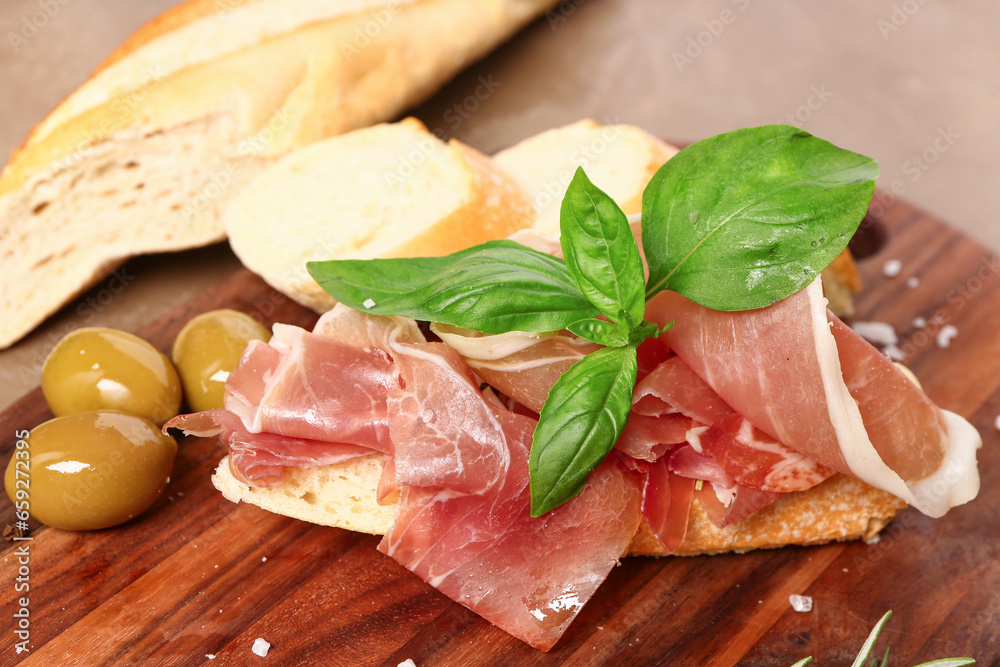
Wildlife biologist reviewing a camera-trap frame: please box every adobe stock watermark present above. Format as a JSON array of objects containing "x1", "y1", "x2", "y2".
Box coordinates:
[
  {"x1": 530, "y1": 122, "x2": 626, "y2": 214},
  {"x1": 673, "y1": 0, "x2": 752, "y2": 73},
  {"x1": 877, "y1": 0, "x2": 928, "y2": 40},
  {"x1": 545, "y1": 0, "x2": 586, "y2": 29},
  {"x1": 178, "y1": 109, "x2": 294, "y2": 223},
  {"x1": 10, "y1": 429, "x2": 33, "y2": 655},
  {"x1": 32, "y1": 64, "x2": 167, "y2": 186},
  {"x1": 442, "y1": 74, "x2": 502, "y2": 132},
  {"x1": 776, "y1": 85, "x2": 833, "y2": 127},
  {"x1": 6, "y1": 0, "x2": 73, "y2": 54},
  {"x1": 866, "y1": 126, "x2": 960, "y2": 219}
]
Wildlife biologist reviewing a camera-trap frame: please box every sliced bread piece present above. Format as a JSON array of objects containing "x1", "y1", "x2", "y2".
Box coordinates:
[
  {"x1": 223, "y1": 118, "x2": 534, "y2": 312},
  {"x1": 0, "y1": 0, "x2": 559, "y2": 349},
  {"x1": 493, "y1": 119, "x2": 679, "y2": 237},
  {"x1": 210, "y1": 454, "x2": 906, "y2": 557}
]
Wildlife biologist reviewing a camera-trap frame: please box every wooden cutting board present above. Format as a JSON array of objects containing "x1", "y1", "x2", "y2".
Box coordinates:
[{"x1": 2, "y1": 197, "x2": 999, "y2": 666}]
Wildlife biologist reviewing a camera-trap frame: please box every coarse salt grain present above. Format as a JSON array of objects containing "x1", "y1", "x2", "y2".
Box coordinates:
[
  {"x1": 936, "y1": 325, "x2": 959, "y2": 348},
  {"x1": 907, "y1": 276, "x2": 920, "y2": 289},
  {"x1": 851, "y1": 321, "x2": 898, "y2": 346},
  {"x1": 252, "y1": 638, "x2": 271, "y2": 657},
  {"x1": 883, "y1": 344, "x2": 905, "y2": 361},
  {"x1": 362, "y1": 298, "x2": 377, "y2": 309},
  {"x1": 912, "y1": 316, "x2": 927, "y2": 329},
  {"x1": 397, "y1": 660, "x2": 417, "y2": 667},
  {"x1": 883, "y1": 259, "x2": 902, "y2": 277},
  {"x1": 994, "y1": 415, "x2": 1000, "y2": 432},
  {"x1": 789, "y1": 595, "x2": 813, "y2": 612},
  {"x1": 206, "y1": 655, "x2": 216, "y2": 660}
]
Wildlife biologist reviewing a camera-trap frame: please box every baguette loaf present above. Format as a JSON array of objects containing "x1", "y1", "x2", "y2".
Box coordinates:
[
  {"x1": 0, "y1": 0, "x2": 559, "y2": 349},
  {"x1": 223, "y1": 118, "x2": 535, "y2": 312},
  {"x1": 211, "y1": 454, "x2": 906, "y2": 556}
]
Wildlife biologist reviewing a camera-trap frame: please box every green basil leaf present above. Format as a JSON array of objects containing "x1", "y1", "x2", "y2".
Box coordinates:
[
  {"x1": 307, "y1": 240, "x2": 600, "y2": 334},
  {"x1": 561, "y1": 168, "x2": 646, "y2": 329},
  {"x1": 529, "y1": 345, "x2": 637, "y2": 516},
  {"x1": 642, "y1": 125, "x2": 878, "y2": 310},
  {"x1": 567, "y1": 318, "x2": 628, "y2": 347}
]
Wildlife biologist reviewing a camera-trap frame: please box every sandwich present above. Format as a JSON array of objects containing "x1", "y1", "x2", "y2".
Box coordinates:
[{"x1": 167, "y1": 120, "x2": 982, "y2": 650}]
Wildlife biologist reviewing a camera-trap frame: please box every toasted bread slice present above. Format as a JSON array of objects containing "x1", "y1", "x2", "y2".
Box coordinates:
[
  {"x1": 223, "y1": 118, "x2": 534, "y2": 312},
  {"x1": 0, "y1": 0, "x2": 558, "y2": 349},
  {"x1": 493, "y1": 119, "x2": 679, "y2": 237},
  {"x1": 211, "y1": 454, "x2": 906, "y2": 557}
]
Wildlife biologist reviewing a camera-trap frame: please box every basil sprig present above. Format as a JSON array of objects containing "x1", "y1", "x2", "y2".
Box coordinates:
[
  {"x1": 306, "y1": 125, "x2": 878, "y2": 516},
  {"x1": 529, "y1": 169, "x2": 663, "y2": 516}
]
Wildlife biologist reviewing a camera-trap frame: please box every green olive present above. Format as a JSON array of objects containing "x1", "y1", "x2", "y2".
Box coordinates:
[
  {"x1": 171, "y1": 309, "x2": 271, "y2": 412},
  {"x1": 4, "y1": 411, "x2": 177, "y2": 531},
  {"x1": 42, "y1": 328, "x2": 182, "y2": 425}
]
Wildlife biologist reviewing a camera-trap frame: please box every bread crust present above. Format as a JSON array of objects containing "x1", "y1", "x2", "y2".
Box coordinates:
[
  {"x1": 0, "y1": 0, "x2": 559, "y2": 349},
  {"x1": 211, "y1": 454, "x2": 906, "y2": 557}
]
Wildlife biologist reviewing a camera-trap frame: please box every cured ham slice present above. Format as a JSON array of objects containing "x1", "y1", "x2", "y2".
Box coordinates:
[
  {"x1": 646, "y1": 277, "x2": 981, "y2": 517},
  {"x1": 615, "y1": 412, "x2": 692, "y2": 461},
  {"x1": 698, "y1": 414, "x2": 835, "y2": 493},
  {"x1": 165, "y1": 409, "x2": 376, "y2": 486},
  {"x1": 166, "y1": 304, "x2": 426, "y2": 485},
  {"x1": 631, "y1": 356, "x2": 734, "y2": 424},
  {"x1": 225, "y1": 326, "x2": 398, "y2": 449},
  {"x1": 388, "y1": 341, "x2": 512, "y2": 494},
  {"x1": 625, "y1": 456, "x2": 695, "y2": 552},
  {"x1": 379, "y1": 337, "x2": 642, "y2": 651},
  {"x1": 431, "y1": 324, "x2": 599, "y2": 413},
  {"x1": 694, "y1": 484, "x2": 783, "y2": 528}
]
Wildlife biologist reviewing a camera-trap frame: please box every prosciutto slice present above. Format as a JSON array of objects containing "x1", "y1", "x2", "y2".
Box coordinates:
[
  {"x1": 646, "y1": 277, "x2": 981, "y2": 517},
  {"x1": 698, "y1": 414, "x2": 835, "y2": 493},
  {"x1": 166, "y1": 409, "x2": 376, "y2": 486},
  {"x1": 166, "y1": 305, "x2": 425, "y2": 484},
  {"x1": 379, "y1": 336, "x2": 642, "y2": 651},
  {"x1": 431, "y1": 324, "x2": 599, "y2": 413}
]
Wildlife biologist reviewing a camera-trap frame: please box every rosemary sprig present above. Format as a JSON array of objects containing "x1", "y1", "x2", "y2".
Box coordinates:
[{"x1": 789, "y1": 611, "x2": 975, "y2": 667}]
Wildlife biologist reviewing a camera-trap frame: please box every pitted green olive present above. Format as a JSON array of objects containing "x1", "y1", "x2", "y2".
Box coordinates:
[
  {"x1": 42, "y1": 327, "x2": 182, "y2": 425},
  {"x1": 171, "y1": 309, "x2": 271, "y2": 412},
  {"x1": 4, "y1": 411, "x2": 177, "y2": 531}
]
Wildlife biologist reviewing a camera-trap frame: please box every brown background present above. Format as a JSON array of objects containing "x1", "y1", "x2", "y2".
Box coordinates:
[{"x1": 0, "y1": 0, "x2": 998, "y2": 410}]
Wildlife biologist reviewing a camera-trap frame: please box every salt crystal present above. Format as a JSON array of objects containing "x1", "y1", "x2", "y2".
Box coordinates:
[
  {"x1": 362, "y1": 298, "x2": 377, "y2": 309},
  {"x1": 912, "y1": 316, "x2": 927, "y2": 329},
  {"x1": 936, "y1": 325, "x2": 959, "y2": 348},
  {"x1": 397, "y1": 660, "x2": 417, "y2": 667},
  {"x1": 994, "y1": 415, "x2": 1000, "y2": 432},
  {"x1": 789, "y1": 595, "x2": 813, "y2": 612},
  {"x1": 252, "y1": 638, "x2": 271, "y2": 657},
  {"x1": 206, "y1": 655, "x2": 216, "y2": 661},
  {"x1": 262, "y1": 557, "x2": 267, "y2": 562},
  {"x1": 883, "y1": 259, "x2": 902, "y2": 277},
  {"x1": 907, "y1": 276, "x2": 919, "y2": 289},
  {"x1": 851, "y1": 321, "x2": 898, "y2": 346},
  {"x1": 883, "y1": 344, "x2": 905, "y2": 361}
]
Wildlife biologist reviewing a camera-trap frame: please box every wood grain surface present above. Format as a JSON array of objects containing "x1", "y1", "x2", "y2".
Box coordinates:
[{"x1": 2, "y1": 198, "x2": 998, "y2": 666}]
